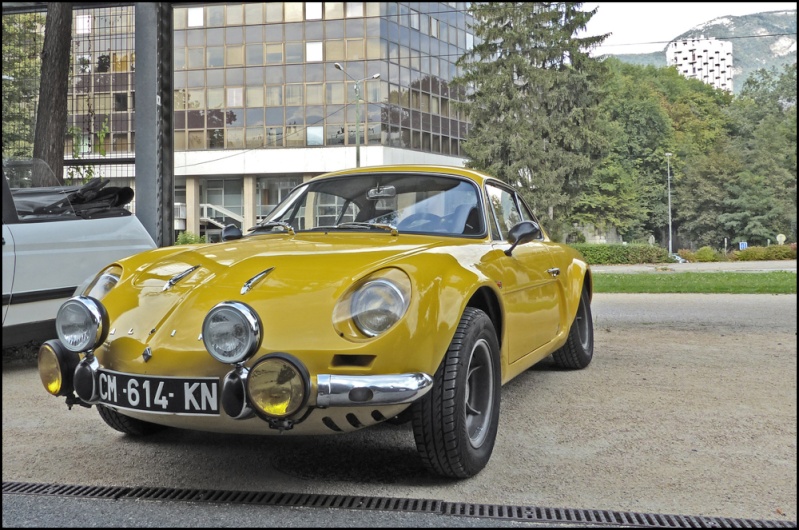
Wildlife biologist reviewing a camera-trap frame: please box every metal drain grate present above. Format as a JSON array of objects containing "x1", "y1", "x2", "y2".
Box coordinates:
[{"x1": 3, "y1": 481, "x2": 795, "y2": 528}]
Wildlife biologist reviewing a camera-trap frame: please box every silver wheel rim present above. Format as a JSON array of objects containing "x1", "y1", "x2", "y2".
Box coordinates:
[
  {"x1": 575, "y1": 297, "x2": 591, "y2": 351},
  {"x1": 464, "y1": 338, "x2": 494, "y2": 448}
]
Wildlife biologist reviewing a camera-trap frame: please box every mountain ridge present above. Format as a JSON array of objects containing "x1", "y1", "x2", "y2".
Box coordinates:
[{"x1": 604, "y1": 10, "x2": 797, "y2": 94}]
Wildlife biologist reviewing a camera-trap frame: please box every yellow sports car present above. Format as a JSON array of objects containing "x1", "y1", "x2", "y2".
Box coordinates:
[{"x1": 38, "y1": 164, "x2": 593, "y2": 479}]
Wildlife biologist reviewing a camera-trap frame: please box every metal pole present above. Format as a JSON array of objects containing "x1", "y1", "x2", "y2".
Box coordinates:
[
  {"x1": 355, "y1": 81, "x2": 361, "y2": 168},
  {"x1": 334, "y1": 64, "x2": 379, "y2": 169},
  {"x1": 666, "y1": 152, "x2": 673, "y2": 255}
]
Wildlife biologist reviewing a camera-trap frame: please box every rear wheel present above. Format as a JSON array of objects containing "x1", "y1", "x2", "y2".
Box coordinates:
[
  {"x1": 551, "y1": 287, "x2": 594, "y2": 369},
  {"x1": 411, "y1": 307, "x2": 501, "y2": 479},
  {"x1": 97, "y1": 404, "x2": 167, "y2": 436}
]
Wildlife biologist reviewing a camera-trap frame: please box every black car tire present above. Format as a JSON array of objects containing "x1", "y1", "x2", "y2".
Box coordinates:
[
  {"x1": 97, "y1": 404, "x2": 167, "y2": 436},
  {"x1": 411, "y1": 307, "x2": 501, "y2": 479},
  {"x1": 551, "y1": 286, "x2": 594, "y2": 369}
]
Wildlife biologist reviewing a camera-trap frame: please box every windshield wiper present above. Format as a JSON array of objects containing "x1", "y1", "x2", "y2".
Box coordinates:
[
  {"x1": 334, "y1": 222, "x2": 398, "y2": 235},
  {"x1": 249, "y1": 221, "x2": 295, "y2": 236}
]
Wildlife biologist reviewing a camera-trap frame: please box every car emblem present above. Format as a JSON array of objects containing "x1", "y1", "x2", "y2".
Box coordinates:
[{"x1": 142, "y1": 346, "x2": 152, "y2": 362}]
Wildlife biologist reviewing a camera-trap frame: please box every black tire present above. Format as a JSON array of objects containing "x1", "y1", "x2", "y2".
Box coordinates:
[
  {"x1": 96, "y1": 404, "x2": 167, "y2": 436},
  {"x1": 551, "y1": 287, "x2": 594, "y2": 369},
  {"x1": 411, "y1": 307, "x2": 501, "y2": 479}
]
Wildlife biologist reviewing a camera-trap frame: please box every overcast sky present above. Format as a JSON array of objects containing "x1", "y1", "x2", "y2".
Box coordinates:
[{"x1": 580, "y1": 2, "x2": 797, "y2": 56}]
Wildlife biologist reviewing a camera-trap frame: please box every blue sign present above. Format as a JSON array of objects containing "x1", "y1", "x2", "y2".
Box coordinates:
[{"x1": 739, "y1": 241, "x2": 748, "y2": 250}]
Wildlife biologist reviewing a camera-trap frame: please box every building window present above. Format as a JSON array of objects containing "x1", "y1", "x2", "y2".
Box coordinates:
[
  {"x1": 76, "y1": 15, "x2": 92, "y2": 34},
  {"x1": 187, "y1": 7, "x2": 203, "y2": 28},
  {"x1": 307, "y1": 126, "x2": 324, "y2": 146},
  {"x1": 285, "y1": 2, "x2": 304, "y2": 22},
  {"x1": 306, "y1": 2, "x2": 323, "y2": 20},
  {"x1": 266, "y1": 127, "x2": 283, "y2": 147},
  {"x1": 306, "y1": 41, "x2": 323, "y2": 62},
  {"x1": 346, "y1": 3, "x2": 364, "y2": 18},
  {"x1": 227, "y1": 87, "x2": 243, "y2": 107}
]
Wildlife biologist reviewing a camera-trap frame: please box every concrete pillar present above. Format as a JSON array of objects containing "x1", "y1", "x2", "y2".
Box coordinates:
[
  {"x1": 243, "y1": 175, "x2": 256, "y2": 230},
  {"x1": 186, "y1": 175, "x2": 200, "y2": 236}
]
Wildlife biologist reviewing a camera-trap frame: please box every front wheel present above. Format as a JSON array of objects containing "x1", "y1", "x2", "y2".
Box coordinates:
[
  {"x1": 411, "y1": 307, "x2": 501, "y2": 479},
  {"x1": 551, "y1": 287, "x2": 594, "y2": 369}
]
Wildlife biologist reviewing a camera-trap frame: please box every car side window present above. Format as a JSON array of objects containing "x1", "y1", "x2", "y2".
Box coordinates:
[{"x1": 486, "y1": 183, "x2": 522, "y2": 241}]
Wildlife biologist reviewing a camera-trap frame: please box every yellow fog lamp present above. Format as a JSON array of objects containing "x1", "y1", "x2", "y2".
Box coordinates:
[
  {"x1": 37, "y1": 339, "x2": 80, "y2": 396},
  {"x1": 246, "y1": 354, "x2": 309, "y2": 420}
]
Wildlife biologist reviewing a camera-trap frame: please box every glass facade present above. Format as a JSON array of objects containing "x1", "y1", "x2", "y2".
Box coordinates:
[
  {"x1": 6, "y1": 3, "x2": 476, "y2": 240},
  {"x1": 172, "y1": 2, "x2": 474, "y2": 156}
]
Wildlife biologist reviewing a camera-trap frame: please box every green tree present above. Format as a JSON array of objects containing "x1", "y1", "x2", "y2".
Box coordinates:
[
  {"x1": 574, "y1": 59, "x2": 674, "y2": 241},
  {"x1": 719, "y1": 63, "x2": 798, "y2": 245},
  {"x1": 454, "y1": 2, "x2": 609, "y2": 238},
  {"x1": 2, "y1": 11, "x2": 45, "y2": 159}
]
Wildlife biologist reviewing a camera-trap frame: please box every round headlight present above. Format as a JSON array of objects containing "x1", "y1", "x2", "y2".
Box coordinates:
[
  {"x1": 56, "y1": 296, "x2": 108, "y2": 352},
  {"x1": 351, "y1": 279, "x2": 409, "y2": 337},
  {"x1": 202, "y1": 301, "x2": 262, "y2": 364},
  {"x1": 37, "y1": 340, "x2": 80, "y2": 396},
  {"x1": 247, "y1": 354, "x2": 309, "y2": 419}
]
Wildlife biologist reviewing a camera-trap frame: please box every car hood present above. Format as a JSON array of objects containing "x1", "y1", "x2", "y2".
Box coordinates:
[
  {"x1": 106, "y1": 233, "x2": 448, "y2": 354},
  {"x1": 132, "y1": 233, "x2": 440, "y2": 291}
]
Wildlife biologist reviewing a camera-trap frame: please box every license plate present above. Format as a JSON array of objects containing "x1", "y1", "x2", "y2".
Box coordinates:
[{"x1": 97, "y1": 369, "x2": 219, "y2": 415}]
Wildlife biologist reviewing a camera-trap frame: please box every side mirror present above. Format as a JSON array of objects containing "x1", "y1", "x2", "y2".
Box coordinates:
[
  {"x1": 221, "y1": 224, "x2": 243, "y2": 241},
  {"x1": 504, "y1": 220, "x2": 541, "y2": 256}
]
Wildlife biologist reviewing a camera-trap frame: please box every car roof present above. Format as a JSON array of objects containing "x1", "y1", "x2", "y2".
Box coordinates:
[{"x1": 314, "y1": 164, "x2": 497, "y2": 187}]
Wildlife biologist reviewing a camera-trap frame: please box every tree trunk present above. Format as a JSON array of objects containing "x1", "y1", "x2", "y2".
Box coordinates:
[{"x1": 32, "y1": 3, "x2": 73, "y2": 185}]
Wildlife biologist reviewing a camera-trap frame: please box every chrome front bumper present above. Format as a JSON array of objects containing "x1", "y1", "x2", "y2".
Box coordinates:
[{"x1": 316, "y1": 373, "x2": 433, "y2": 407}]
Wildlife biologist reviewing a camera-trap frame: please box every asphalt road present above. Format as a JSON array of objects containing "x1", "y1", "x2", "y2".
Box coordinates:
[{"x1": 2, "y1": 291, "x2": 796, "y2": 527}]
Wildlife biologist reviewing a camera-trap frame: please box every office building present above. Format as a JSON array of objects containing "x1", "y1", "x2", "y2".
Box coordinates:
[
  {"x1": 666, "y1": 36, "x2": 733, "y2": 93},
  {"x1": 52, "y1": 3, "x2": 477, "y2": 241}
]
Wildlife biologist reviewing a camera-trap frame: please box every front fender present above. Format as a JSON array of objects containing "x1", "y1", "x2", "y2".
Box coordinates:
[
  {"x1": 558, "y1": 251, "x2": 591, "y2": 324},
  {"x1": 400, "y1": 248, "x2": 503, "y2": 377}
]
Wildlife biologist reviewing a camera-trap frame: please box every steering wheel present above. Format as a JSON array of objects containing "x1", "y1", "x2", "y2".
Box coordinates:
[{"x1": 398, "y1": 212, "x2": 442, "y2": 231}]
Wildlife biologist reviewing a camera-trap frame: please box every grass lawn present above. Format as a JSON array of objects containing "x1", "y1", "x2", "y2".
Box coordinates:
[{"x1": 592, "y1": 271, "x2": 797, "y2": 294}]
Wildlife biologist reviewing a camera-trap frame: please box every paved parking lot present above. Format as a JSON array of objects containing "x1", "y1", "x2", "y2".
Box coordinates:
[{"x1": 2, "y1": 292, "x2": 796, "y2": 525}]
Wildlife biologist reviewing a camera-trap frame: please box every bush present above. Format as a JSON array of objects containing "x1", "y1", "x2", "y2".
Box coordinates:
[
  {"x1": 764, "y1": 245, "x2": 796, "y2": 260},
  {"x1": 695, "y1": 246, "x2": 721, "y2": 262},
  {"x1": 569, "y1": 243, "x2": 670, "y2": 265},
  {"x1": 175, "y1": 231, "x2": 207, "y2": 245},
  {"x1": 677, "y1": 249, "x2": 695, "y2": 262},
  {"x1": 736, "y1": 245, "x2": 797, "y2": 261}
]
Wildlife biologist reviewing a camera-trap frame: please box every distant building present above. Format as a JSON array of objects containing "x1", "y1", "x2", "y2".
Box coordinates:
[{"x1": 666, "y1": 36, "x2": 733, "y2": 93}]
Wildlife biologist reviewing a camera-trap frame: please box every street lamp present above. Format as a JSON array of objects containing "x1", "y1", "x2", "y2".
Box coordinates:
[
  {"x1": 334, "y1": 63, "x2": 380, "y2": 168},
  {"x1": 665, "y1": 152, "x2": 673, "y2": 256}
]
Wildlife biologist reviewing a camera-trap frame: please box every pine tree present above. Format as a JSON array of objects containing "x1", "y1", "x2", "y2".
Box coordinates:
[{"x1": 454, "y1": 2, "x2": 608, "y2": 238}]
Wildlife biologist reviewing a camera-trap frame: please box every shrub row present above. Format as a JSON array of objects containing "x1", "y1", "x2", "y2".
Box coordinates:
[
  {"x1": 570, "y1": 243, "x2": 797, "y2": 264},
  {"x1": 678, "y1": 244, "x2": 797, "y2": 262},
  {"x1": 569, "y1": 244, "x2": 670, "y2": 264}
]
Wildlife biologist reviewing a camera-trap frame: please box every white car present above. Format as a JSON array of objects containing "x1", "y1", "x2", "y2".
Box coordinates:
[{"x1": 2, "y1": 159, "x2": 156, "y2": 347}]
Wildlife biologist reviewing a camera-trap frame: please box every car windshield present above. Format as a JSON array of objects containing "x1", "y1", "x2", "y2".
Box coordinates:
[{"x1": 256, "y1": 173, "x2": 485, "y2": 237}]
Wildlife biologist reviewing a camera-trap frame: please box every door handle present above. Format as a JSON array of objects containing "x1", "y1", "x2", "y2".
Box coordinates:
[{"x1": 546, "y1": 268, "x2": 560, "y2": 277}]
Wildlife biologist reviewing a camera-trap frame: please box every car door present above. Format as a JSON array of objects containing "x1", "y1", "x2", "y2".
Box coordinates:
[
  {"x1": 484, "y1": 183, "x2": 561, "y2": 364},
  {"x1": 2, "y1": 174, "x2": 19, "y2": 325}
]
